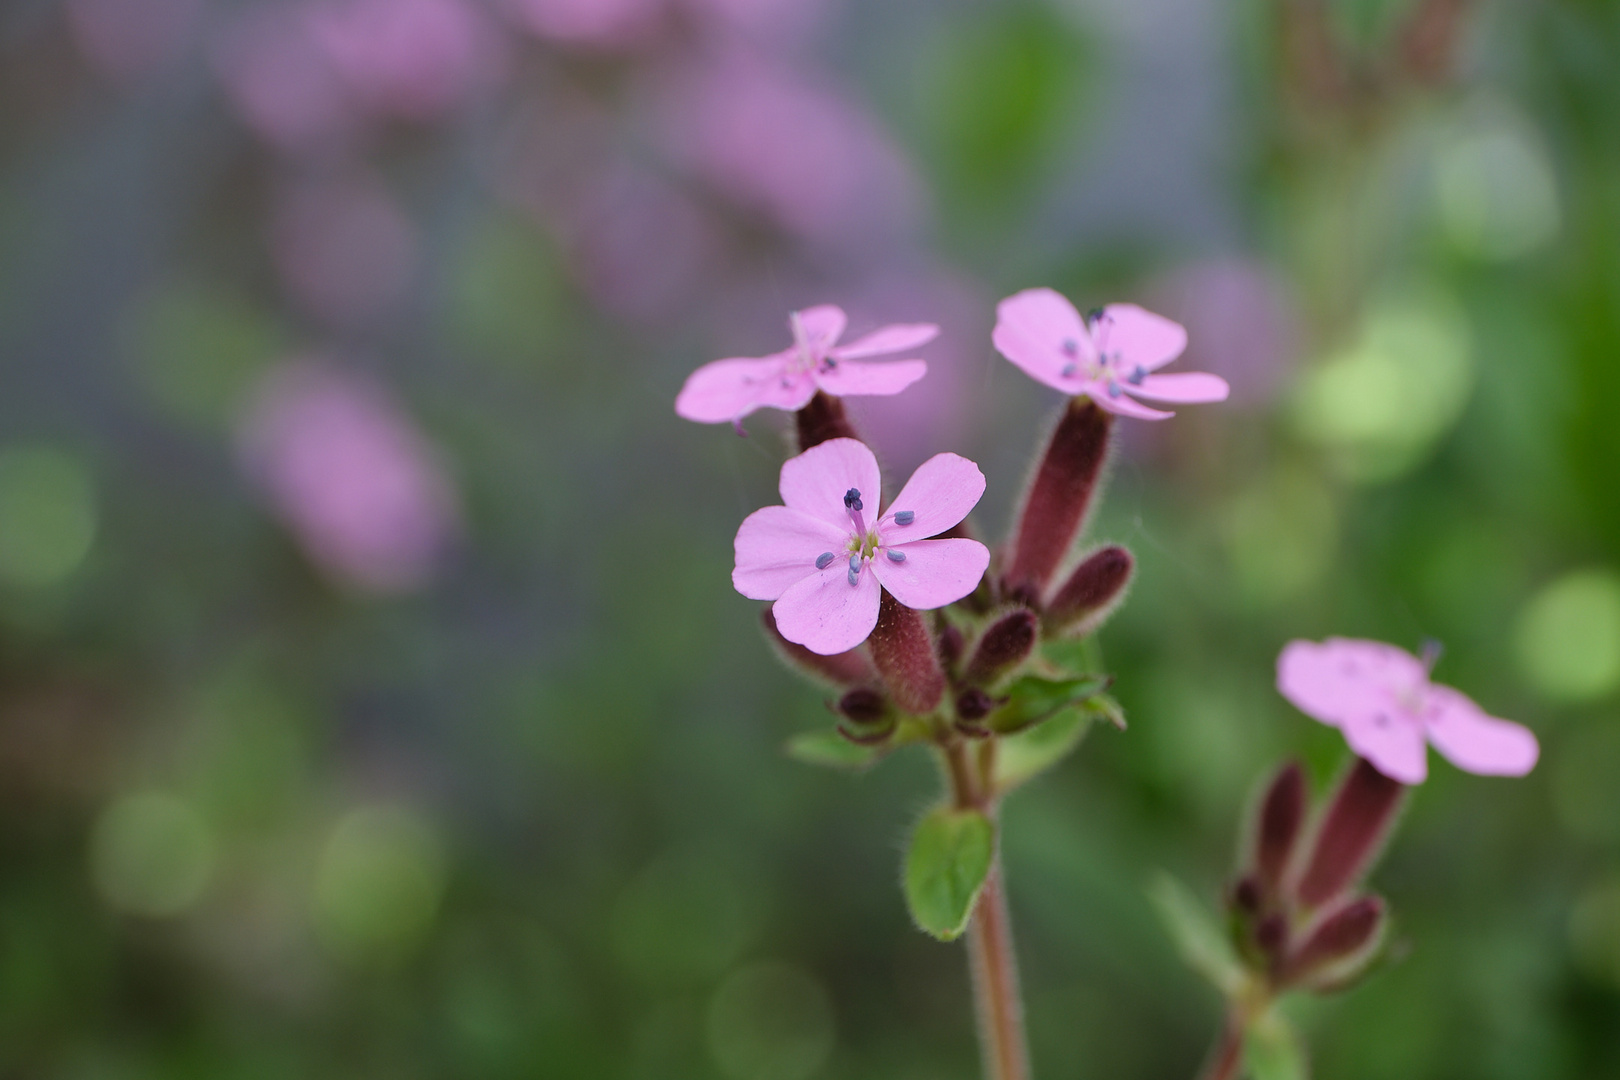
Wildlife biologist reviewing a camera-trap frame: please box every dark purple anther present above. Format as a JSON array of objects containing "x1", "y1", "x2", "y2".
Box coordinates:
[
  {"x1": 847, "y1": 553, "x2": 860, "y2": 586},
  {"x1": 1127, "y1": 365, "x2": 1146, "y2": 386},
  {"x1": 1062, "y1": 338, "x2": 1080, "y2": 358},
  {"x1": 1062, "y1": 364, "x2": 1078, "y2": 378},
  {"x1": 815, "y1": 552, "x2": 836, "y2": 570},
  {"x1": 894, "y1": 510, "x2": 915, "y2": 526},
  {"x1": 844, "y1": 488, "x2": 866, "y2": 534},
  {"x1": 886, "y1": 549, "x2": 906, "y2": 563}
]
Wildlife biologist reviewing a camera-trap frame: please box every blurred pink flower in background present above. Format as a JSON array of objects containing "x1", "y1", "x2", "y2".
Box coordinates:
[
  {"x1": 270, "y1": 173, "x2": 419, "y2": 327},
  {"x1": 502, "y1": 0, "x2": 665, "y2": 49},
  {"x1": 681, "y1": 0, "x2": 834, "y2": 46},
  {"x1": 239, "y1": 363, "x2": 459, "y2": 593},
  {"x1": 214, "y1": 7, "x2": 356, "y2": 150},
  {"x1": 1149, "y1": 257, "x2": 1298, "y2": 406},
  {"x1": 66, "y1": 0, "x2": 203, "y2": 82},
  {"x1": 305, "y1": 0, "x2": 499, "y2": 122},
  {"x1": 655, "y1": 54, "x2": 919, "y2": 244}
]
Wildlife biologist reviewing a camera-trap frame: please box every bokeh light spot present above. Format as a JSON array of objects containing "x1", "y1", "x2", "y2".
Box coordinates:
[
  {"x1": 313, "y1": 803, "x2": 447, "y2": 961},
  {"x1": 1436, "y1": 126, "x2": 1560, "y2": 261},
  {"x1": 611, "y1": 844, "x2": 765, "y2": 985},
  {"x1": 0, "y1": 447, "x2": 97, "y2": 588},
  {"x1": 90, "y1": 791, "x2": 215, "y2": 917},
  {"x1": 706, "y1": 961, "x2": 835, "y2": 1080},
  {"x1": 1514, "y1": 569, "x2": 1620, "y2": 703},
  {"x1": 1218, "y1": 465, "x2": 1338, "y2": 609}
]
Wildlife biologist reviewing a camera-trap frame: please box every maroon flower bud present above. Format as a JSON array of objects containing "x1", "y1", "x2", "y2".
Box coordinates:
[
  {"x1": 1295, "y1": 758, "x2": 1406, "y2": 908},
  {"x1": 1231, "y1": 873, "x2": 1263, "y2": 916},
  {"x1": 937, "y1": 623, "x2": 966, "y2": 673},
  {"x1": 1255, "y1": 761, "x2": 1306, "y2": 894},
  {"x1": 1004, "y1": 397, "x2": 1112, "y2": 596},
  {"x1": 795, "y1": 391, "x2": 861, "y2": 451},
  {"x1": 956, "y1": 687, "x2": 995, "y2": 721},
  {"x1": 1283, "y1": 895, "x2": 1385, "y2": 986},
  {"x1": 761, "y1": 609, "x2": 875, "y2": 688},
  {"x1": 1255, "y1": 912, "x2": 1288, "y2": 957},
  {"x1": 963, "y1": 610, "x2": 1039, "y2": 686},
  {"x1": 1044, "y1": 546, "x2": 1133, "y2": 634},
  {"x1": 867, "y1": 591, "x2": 946, "y2": 714},
  {"x1": 836, "y1": 687, "x2": 890, "y2": 724}
]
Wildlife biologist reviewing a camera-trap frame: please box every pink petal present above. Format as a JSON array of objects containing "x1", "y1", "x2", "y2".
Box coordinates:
[
  {"x1": 871, "y1": 538, "x2": 990, "y2": 610},
  {"x1": 1093, "y1": 303, "x2": 1188, "y2": 372},
  {"x1": 794, "y1": 304, "x2": 847, "y2": 350},
  {"x1": 1276, "y1": 638, "x2": 1426, "y2": 729},
  {"x1": 778, "y1": 437, "x2": 881, "y2": 530},
  {"x1": 1424, "y1": 686, "x2": 1539, "y2": 777},
  {"x1": 814, "y1": 358, "x2": 927, "y2": 398},
  {"x1": 992, "y1": 288, "x2": 1094, "y2": 392},
  {"x1": 772, "y1": 559, "x2": 882, "y2": 655},
  {"x1": 1092, "y1": 389, "x2": 1174, "y2": 421},
  {"x1": 675, "y1": 355, "x2": 814, "y2": 422},
  {"x1": 1127, "y1": 371, "x2": 1230, "y2": 404},
  {"x1": 1340, "y1": 712, "x2": 1429, "y2": 784},
  {"x1": 879, "y1": 452, "x2": 986, "y2": 538},
  {"x1": 732, "y1": 505, "x2": 848, "y2": 601},
  {"x1": 830, "y1": 322, "x2": 939, "y2": 360}
]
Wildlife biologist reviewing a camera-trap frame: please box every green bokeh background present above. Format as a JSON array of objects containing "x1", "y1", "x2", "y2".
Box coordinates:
[{"x1": 3, "y1": 0, "x2": 1620, "y2": 1076}]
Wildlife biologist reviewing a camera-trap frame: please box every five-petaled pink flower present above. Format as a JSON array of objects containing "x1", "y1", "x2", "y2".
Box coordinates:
[
  {"x1": 992, "y1": 288, "x2": 1229, "y2": 420},
  {"x1": 676, "y1": 305, "x2": 936, "y2": 426},
  {"x1": 733, "y1": 438, "x2": 990, "y2": 655},
  {"x1": 1277, "y1": 638, "x2": 1538, "y2": 785}
]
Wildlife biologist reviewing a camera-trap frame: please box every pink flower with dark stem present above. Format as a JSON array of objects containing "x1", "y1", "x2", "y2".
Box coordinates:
[
  {"x1": 1277, "y1": 638, "x2": 1539, "y2": 784},
  {"x1": 992, "y1": 288, "x2": 1229, "y2": 420},
  {"x1": 733, "y1": 438, "x2": 989, "y2": 656},
  {"x1": 676, "y1": 306, "x2": 935, "y2": 427}
]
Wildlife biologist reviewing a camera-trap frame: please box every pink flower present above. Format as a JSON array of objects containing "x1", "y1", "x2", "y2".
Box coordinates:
[
  {"x1": 304, "y1": 0, "x2": 496, "y2": 123},
  {"x1": 1277, "y1": 638, "x2": 1539, "y2": 785},
  {"x1": 992, "y1": 288, "x2": 1230, "y2": 420},
  {"x1": 733, "y1": 438, "x2": 990, "y2": 655},
  {"x1": 676, "y1": 306, "x2": 935, "y2": 425},
  {"x1": 239, "y1": 362, "x2": 459, "y2": 593}
]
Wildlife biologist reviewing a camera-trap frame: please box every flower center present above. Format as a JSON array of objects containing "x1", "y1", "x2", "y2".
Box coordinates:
[{"x1": 788, "y1": 310, "x2": 835, "y2": 376}]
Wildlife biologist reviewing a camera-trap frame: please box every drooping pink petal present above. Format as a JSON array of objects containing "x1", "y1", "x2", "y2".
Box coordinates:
[
  {"x1": 871, "y1": 538, "x2": 990, "y2": 611},
  {"x1": 1424, "y1": 686, "x2": 1539, "y2": 777},
  {"x1": 831, "y1": 323, "x2": 939, "y2": 360},
  {"x1": 992, "y1": 288, "x2": 1093, "y2": 392},
  {"x1": 773, "y1": 561, "x2": 883, "y2": 655},
  {"x1": 1277, "y1": 639, "x2": 1425, "y2": 730},
  {"x1": 1092, "y1": 389, "x2": 1174, "y2": 421},
  {"x1": 778, "y1": 437, "x2": 881, "y2": 530},
  {"x1": 879, "y1": 452, "x2": 985, "y2": 538},
  {"x1": 813, "y1": 358, "x2": 927, "y2": 399},
  {"x1": 1126, "y1": 372, "x2": 1231, "y2": 404},
  {"x1": 794, "y1": 305, "x2": 847, "y2": 351},
  {"x1": 1339, "y1": 712, "x2": 1429, "y2": 784},
  {"x1": 1093, "y1": 303, "x2": 1188, "y2": 372},
  {"x1": 732, "y1": 506, "x2": 847, "y2": 601},
  {"x1": 675, "y1": 355, "x2": 812, "y2": 423}
]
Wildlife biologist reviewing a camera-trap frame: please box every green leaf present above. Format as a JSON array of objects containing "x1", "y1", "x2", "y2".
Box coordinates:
[
  {"x1": 986, "y1": 675, "x2": 1107, "y2": 734},
  {"x1": 1148, "y1": 873, "x2": 1245, "y2": 996},
  {"x1": 992, "y1": 707, "x2": 1091, "y2": 791},
  {"x1": 785, "y1": 730, "x2": 882, "y2": 770},
  {"x1": 904, "y1": 807, "x2": 995, "y2": 941},
  {"x1": 1244, "y1": 1011, "x2": 1309, "y2": 1080}
]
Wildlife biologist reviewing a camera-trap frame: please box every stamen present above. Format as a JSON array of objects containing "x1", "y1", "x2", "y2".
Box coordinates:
[
  {"x1": 844, "y1": 488, "x2": 866, "y2": 533},
  {"x1": 1106, "y1": 380, "x2": 1122, "y2": 398},
  {"x1": 1062, "y1": 364, "x2": 1078, "y2": 379},
  {"x1": 815, "y1": 552, "x2": 835, "y2": 570},
  {"x1": 847, "y1": 553, "x2": 861, "y2": 586},
  {"x1": 886, "y1": 549, "x2": 907, "y2": 563},
  {"x1": 1062, "y1": 338, "x2": 1079, "y2": 358},
  {"x1": 1420, "y1": 638, "x2": 1444, "y2": 676},
  {"x1": 1127, "y1": 365, "x2": 1146, "y2": 386},
  {"x1": 1085, "y1": 307, "x2": 1104, "y2": 326},
  {"x1": 731, "y1": 418, "x2": 748, "y2": 437},
  {"x1": 893, "y1": 510, "x2": 915, "y2": 526}
]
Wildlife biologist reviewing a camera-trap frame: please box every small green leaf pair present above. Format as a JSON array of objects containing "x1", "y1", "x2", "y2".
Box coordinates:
[{"x1": 904, "y1": 806, "x2": 996, "y2": 941}]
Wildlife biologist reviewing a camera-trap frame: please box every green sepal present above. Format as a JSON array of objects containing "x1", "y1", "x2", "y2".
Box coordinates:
[
  {"x1": 1244, "y1": 1010, "x2": 1308, "y2": 1080},
  {"x1": 903, "y1": 806, "x2": 996, "y2": 941},
  {"x1": 1148, "y1": 873, "x2": 1246, "y2": 997},
  {"x1": 992, "y1": 707, "x2": 1092, "y2": 792},
  {"x1": 785, "y1": 730, "x2": 884, "y2": 770},
  {"x1": 985, "y1": 674, "x2": 1108, "y2": 735}
]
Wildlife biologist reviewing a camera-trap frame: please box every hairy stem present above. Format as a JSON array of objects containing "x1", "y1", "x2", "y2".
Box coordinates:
[
  {"x1": 943, "y1": 739, "x2": 1030, "y2": 1080},
  {"x1": 1197, "y1": 1011, "x2": 1245, "y2": 1080}
]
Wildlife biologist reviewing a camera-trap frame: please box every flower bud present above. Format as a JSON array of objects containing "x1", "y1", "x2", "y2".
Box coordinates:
[
  {"x1": 963, "y1": 610, "x2": 1039, "y2": 686},
  {"x1": 1255, "y1": 761, "x2": 1305, "y2": 894},
  {"x1": 1230, "y1": 873, "x2": 1262, "y2": 916},
  {"x1": 762, "y1": 609, "x2": 876, "y2": 688},
  {"x1": 835, "y1": 688, "x2": 897, "y2": 745},
  {"x1": 867, "y1": 591, "x2": 946, "y2": 714},
  {"x1": 937, "y1": 623, "x2": 966, "y2": 673},
  {"x1": 1044, "y1": 546, "x2": 1133, "y2": 635},
  {"x1": 795, "y1": 391, "x2": 861, "y2": 451},
  {"x1": 1284, "y1": 895, "x2": 1386, "y2": 988},
  {"x1": 1004, "y1": 397, "x2": 1112, "y2": 596},
  {"x1": 956, "y1": 687, "x2": 995, "y2": 721},
  {"x1": 1255, "y1": 912, "x2": 1288, "y2": 958},
  {"x1": 1295, "y1": 758, "x2": 1406, "y2": 908}
]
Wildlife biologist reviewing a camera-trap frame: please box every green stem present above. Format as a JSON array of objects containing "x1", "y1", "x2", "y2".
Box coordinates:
[
  {"x1": 944, "y1": 739, "x2": 1031, "y2": 1080},
  {"x1": 1197, "y1": 1010, "x2": 1245, "y2": 1080}
]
